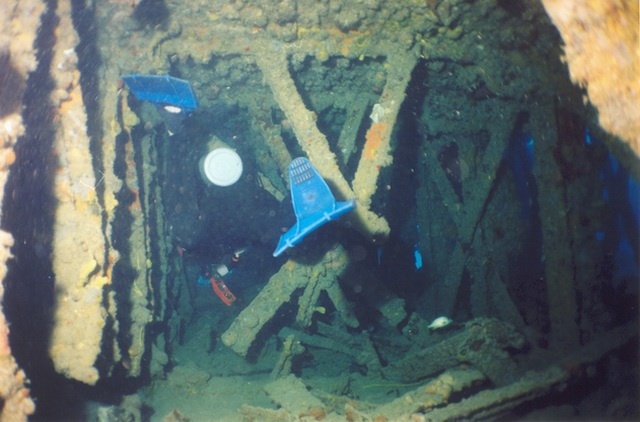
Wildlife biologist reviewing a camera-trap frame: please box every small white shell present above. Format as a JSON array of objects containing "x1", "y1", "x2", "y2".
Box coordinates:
[
  {"x1": 428, "y1": 316, "x2": 453, "y2": 330},
  {"x1": 369, "y1": 103, "x2": 386, "y2": 123},
  {"x1": 163, "y1": 105, "x2": 183, "y2": 114}
]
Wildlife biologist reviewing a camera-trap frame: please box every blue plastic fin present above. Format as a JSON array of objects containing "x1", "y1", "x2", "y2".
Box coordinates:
[
  {"x1": 273, "y1": 157, "x2": 356, "y2": 257},
  {"x1": 121, "y1": 74, "x2": 198, "y2": 112}
]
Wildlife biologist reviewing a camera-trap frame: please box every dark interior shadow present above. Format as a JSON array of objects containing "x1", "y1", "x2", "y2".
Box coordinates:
[
  {"x1": 0, "y1": 51, "x2": 26, "y2": 118},
  {"x1": 374, "y1": 59, "x2": 430, "y2": 305}
]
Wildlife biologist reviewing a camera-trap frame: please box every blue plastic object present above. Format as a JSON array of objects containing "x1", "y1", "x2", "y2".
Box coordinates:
[
  {"x1": 273, "y1": 157, "x2": 356, "y2": 257},
  {"x1": 196, "y1": 275, "x2": 209, "y2": 286},
  {"x1": 413, "y1": 244, "x2": 423, "y2": 270},
  {"x1": 121, "y1": 74, "x2": 198, "y2": 112}
]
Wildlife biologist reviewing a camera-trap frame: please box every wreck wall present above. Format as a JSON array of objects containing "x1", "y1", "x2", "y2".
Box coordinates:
[
  {"x1": 541, "y1": 0, "x2": 640, "y2": 168},
  {"x1": 0, "y1": 0, "x2": 44, "y2": 419}
]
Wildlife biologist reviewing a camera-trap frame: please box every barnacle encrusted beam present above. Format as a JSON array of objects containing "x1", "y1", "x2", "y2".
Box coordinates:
[
  {"x1": 47, "y1": 1, "x2": 112, "y2": 385},
  {"x1": 117, "y1": 102, "x2": 153, "y2": 377},
  {"x1": 420, "y1": 110, "x2": 518, "y2": 316},
  {"x1": 254, "y1": 50, "x2": 381, "y2": 237},
  {"x1": 246, "y1": 101, "x2": 291, "y2": 195},
  {"x1": 530, "y1": 102, "x2": 580, "y2": 351},
  {"x1": 255, "y1": 47, "x2": 417, "y2": 240},
  {"x1": 221, "y1": 244, "x2": 355, "y2": 357},
  {"x1": 0, "y1": 0, "x2": 43, "y2": 414},
  {"x1": 336, "y1": 96, "x2": 371, "y2": 167},
  {"x1": 352, "y1": 52, "x2": 418, "y2": 209}
]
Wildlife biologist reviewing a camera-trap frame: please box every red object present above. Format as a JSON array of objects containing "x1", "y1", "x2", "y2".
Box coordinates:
[{"x1": 210, "y1": 277, "x2": 236, "y2": 306}]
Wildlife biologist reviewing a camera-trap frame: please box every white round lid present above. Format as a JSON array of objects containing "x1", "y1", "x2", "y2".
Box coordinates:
[{"x1": 201, "y1": 148, "x2": 243, "y2": 186}]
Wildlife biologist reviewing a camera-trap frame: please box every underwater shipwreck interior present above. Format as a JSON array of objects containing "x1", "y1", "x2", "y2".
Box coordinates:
[{"x1": 0, "y1": 0, "x2": 639, "y2": 420}]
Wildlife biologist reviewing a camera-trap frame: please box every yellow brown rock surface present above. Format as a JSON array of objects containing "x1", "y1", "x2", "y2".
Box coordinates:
[
  {"x1": 47, "y1": 0, "x2": 110, "y2": 385},
  {"x1": 0, "y1": 233, "x2": 35, "y2": 420},
  {"x1": 541, "y1": 0, "x2": 640, "y2": 158},
  {"x1": 0, "y1": 0, "x2": 44, "y2": 418},
  {"x1": 0, "y1": 0, "x2": 170, "y2": 387}
]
